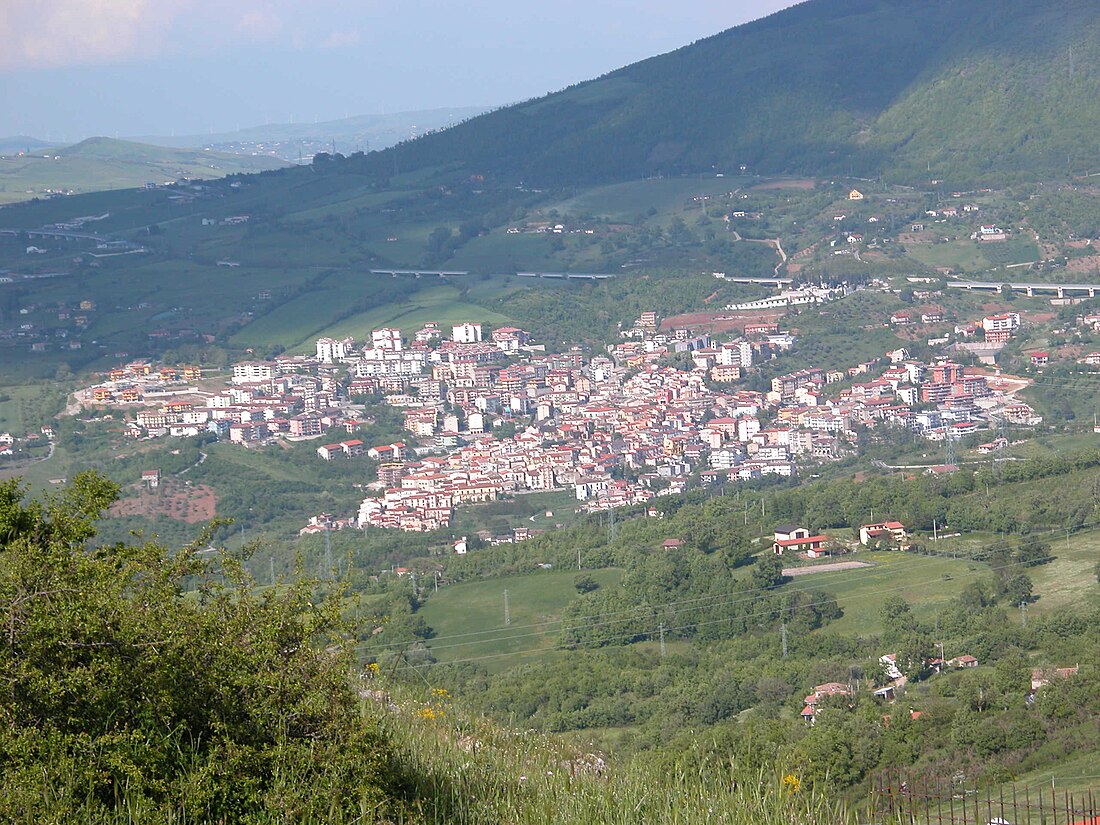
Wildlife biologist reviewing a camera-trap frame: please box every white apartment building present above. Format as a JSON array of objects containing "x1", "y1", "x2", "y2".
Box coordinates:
[
  {"x1": 982, "y1": 312, "x2": 1020, "y2": 333},
  {"x1": 231, "y1": 362, "x2": 275, "y2": 385},
  {"x1": 316, "y1": 336, "x2": 355, "y2": 363},
  {"x1": 452, "y1": 322, "x2": 483, "y2": 343},
  {"x1": 371, "y1": 328, "x2": 403, "y2": 352},
  {"x1": 717, "y1": 340, "x2": 754, "y2": 367}
]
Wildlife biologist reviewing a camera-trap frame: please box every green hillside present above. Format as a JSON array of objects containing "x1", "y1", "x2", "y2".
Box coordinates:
[
  {"x1": 343, "y1": 0, "x2": 1100, "y2": 186},
  {"x1": 0, "y1": 137, "x2": 287, "y2": 203}
]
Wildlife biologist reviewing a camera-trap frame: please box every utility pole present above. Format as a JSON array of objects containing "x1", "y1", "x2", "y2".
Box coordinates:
[
  {"x1": 659, "y1": 623, "x2": 666, "y2": 658},
  {"x1": 503, "y1": 590, "x2": 510, "y2": 627},
  {"x1": 324, "y1": 530, "x2": 334, "y2": 580},
  {"x1": 577, "y1": 549, "x2": 582, "y2": 571},
  {"x1": 781, "y1": 622, "x2": 788, "y2": 659}
]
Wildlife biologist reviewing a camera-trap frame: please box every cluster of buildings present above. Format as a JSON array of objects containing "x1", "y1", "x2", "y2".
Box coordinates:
[
  {"x1": 345, "y1": 318, "x2": 853, "y2": 532},
  {"x1": 759, "y1": 348, "x2": 1041, "y2": 444},
  {"x1": 73, "y1": 297, "x2": 1045, "y2": 536},
  {"x1": 76, "y1": 356, "x2": 363, "y2": 442},
  {"x1": 769, "y1": 520, "x2": 909, "y2": 558},
  {"x1": 0, "y1": 297, "x2": 98, "y2": 354},
  {"x1": 0, "y1": 427, "x2": 53, "y2": 460},
  {"x1": 801, "y1": 656, "x2": 1079, "y2": 724}
]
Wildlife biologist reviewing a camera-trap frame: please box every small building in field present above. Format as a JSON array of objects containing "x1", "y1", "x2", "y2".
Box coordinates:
[
  {"x1": 772, "y1": 524, "x2": 829, "y2": 556},
  {"x1": 859, "y1": 521, "x2": 908, "y2": 546}
]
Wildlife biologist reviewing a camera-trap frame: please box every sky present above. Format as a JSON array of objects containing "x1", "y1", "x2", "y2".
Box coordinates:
[{"x1": 0, "y1": 0, "x2": 799, "y2": 142}]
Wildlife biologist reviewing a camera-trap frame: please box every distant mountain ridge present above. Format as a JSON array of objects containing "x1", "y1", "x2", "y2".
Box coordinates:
[
  {"x1": 0, "y1": 136, "x2": 51, "y2": 155},
  {"x1": 351, "y1": 0, "x2": 1100, "y2": 186},
  {"x1": 131, "y1": 107, "x2": 490, "y2": 162},
  {"x1": 0, "y1": 137, "x2": 287, "y2": 204}
]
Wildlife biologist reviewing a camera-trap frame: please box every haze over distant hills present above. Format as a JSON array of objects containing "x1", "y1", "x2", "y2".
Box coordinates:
[
  {"x1": 0, "y1": 136, "x2": 51, "y2": 155},
  {"x1": 0, "y1": 137, "x2": 287, "y2": 204},
  {"x1": 344, "y1": 0, "x2": 1100, "y2": 186},
  {"x1": 131, "y1": 107, "x2": 490, "y2": 163}
]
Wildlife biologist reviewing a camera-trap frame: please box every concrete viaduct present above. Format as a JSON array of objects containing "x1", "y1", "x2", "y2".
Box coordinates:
[{"x1": 945, "y1": 279, "x2": 1100, "y2": 299}]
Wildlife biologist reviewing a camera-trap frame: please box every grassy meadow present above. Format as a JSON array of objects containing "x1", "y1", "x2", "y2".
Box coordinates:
[{"x1": 418, "y1": 568, "x2": 624, "y2": 667}]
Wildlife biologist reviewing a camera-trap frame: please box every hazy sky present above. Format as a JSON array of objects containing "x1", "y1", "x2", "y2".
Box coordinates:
[{"x1": 0, "y1": 0, "x2": 799, "y2": 141}]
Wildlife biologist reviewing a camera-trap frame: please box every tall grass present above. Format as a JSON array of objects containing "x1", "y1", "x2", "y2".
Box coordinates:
[
  {"x1": 8, "y1": 681, "x2": 857, "y2": 823},
  {"x1": 377, "y1": 685, "x2": 855, "y2": 825}
]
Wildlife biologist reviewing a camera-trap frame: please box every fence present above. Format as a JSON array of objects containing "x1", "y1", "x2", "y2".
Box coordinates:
[{"x1": 872, "y1": 770, "x2": 1099, "y2": 825}]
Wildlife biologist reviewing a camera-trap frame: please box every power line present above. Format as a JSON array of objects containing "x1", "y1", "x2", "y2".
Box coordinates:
[
  {"x1": 367, "y1": 516, "x2": 1093, "y2": 654},
  {"x1": 359, "y1": 546, "x2": 1065, "y2": 663}
]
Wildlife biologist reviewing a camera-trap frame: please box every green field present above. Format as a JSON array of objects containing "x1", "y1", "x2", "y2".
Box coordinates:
[
  {"x1": 0, "y1": 137, "x2": 286, "y2": 204},
  {"x1": 904, "y1": 239, "x2": 991, "y2": 272},
  {"x1": 418, "y1": 568, "x2": 623, "y2": 666},
  {"x1": 302, "y1": 283, "x2": 515, "y2": 350},
  {"x1": 451, "y1": 490, "x2": 580, "y2": 535},
  {"x1": 779, "y1": 551, "x2": 991, "y2": 636},
  {"x1": 1027, "y1": 527, "x2": 1100, "y2": 615},
  {"x1": 550, "y1": 177, "x2": 750, "y2": 222}
]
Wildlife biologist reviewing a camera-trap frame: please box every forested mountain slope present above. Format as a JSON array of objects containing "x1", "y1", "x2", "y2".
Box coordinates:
[{"x1": 357, "y1": 0, "x2": 1100, "y2": 185}]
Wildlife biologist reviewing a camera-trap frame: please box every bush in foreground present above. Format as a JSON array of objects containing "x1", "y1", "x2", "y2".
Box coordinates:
[{"x1": 0, "y1": 472, "x2": 404, "y2": 822}]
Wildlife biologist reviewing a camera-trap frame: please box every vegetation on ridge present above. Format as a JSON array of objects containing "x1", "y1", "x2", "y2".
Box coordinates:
[{"x1": 344, "y1": 0, "x2": 1100, "y2": 186}]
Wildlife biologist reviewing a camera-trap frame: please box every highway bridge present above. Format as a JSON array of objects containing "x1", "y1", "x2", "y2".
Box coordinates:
[
  {"x1": 516, "y1": 271, "x2": 619, "y2": 280},
  {"x1": 712, "y1": 274, "x2": 793, "y2": 287},
  {"x1": 369, "y1": 269, "x2": 469, "y2": 277},
  {"x1": 944, "y1": 279, "x2": 1100, "y2": 298}
]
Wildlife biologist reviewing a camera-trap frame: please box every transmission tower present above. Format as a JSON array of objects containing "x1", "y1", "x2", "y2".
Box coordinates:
[
  {"x1": 503, "y1": 590, "x2": 511, "y2": 627},
  {"x1": 944, "y1": 430, "x2": 958, "y2": 469},
  {"x1": 324, "y1": 530, "x2": 334, "y2": 580},
  {"x1": 659, "y1": 623, "x2": 666, "y2": 658}
]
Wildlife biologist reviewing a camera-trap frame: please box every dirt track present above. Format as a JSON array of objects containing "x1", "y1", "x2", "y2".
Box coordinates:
[{"x1": 782, "y1": 561, "x2": 872, "y2": 577}]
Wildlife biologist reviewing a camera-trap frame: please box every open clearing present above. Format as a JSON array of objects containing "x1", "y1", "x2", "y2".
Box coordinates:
[
  {"x1": 780, "y1": 551, "x2": 990, "y2": 636},
  {"x1": 1026, "y1": 527, "x2": 1100, "y2": 615},
  {"x1": 109, "y1": 479, "x2": 218, "y2": 524},
  {"x1": 419, "y1": 568, "x2": 623, "y2": 667},
  {"x1": 782, "y1": 561, "x2": 872, "y2": 577}
]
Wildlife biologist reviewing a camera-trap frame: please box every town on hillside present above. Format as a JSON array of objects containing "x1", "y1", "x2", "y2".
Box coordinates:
[{"x1": 66, "y1": 292, "x2": 1044, "y2": 536}]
